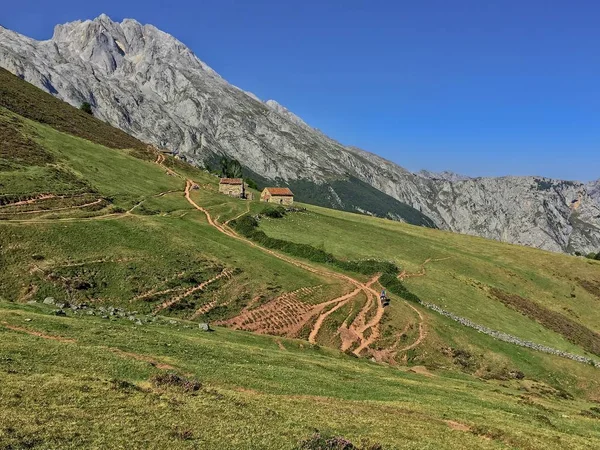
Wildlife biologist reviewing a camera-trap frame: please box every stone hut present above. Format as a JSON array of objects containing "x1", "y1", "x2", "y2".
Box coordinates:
[
  {"x1": 219, "y1": 178, "x2": 245, "y2": 198},
  {"x1": 260, "y1": 187, "x2": 294, "y2": 205}
]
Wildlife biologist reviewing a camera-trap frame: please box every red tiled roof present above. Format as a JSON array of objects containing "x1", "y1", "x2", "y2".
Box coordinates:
[
  {"x1": 219, "y1": 178, "x2": 243, "y2": 185},
  {"x1": 264, "y1": 187, "x2": 294, "y2": 196}
]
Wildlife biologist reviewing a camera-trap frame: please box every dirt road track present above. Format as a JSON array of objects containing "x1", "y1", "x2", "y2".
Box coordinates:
[{"x1": 165, "y1": 159, "x2": 428, "y2": 357}]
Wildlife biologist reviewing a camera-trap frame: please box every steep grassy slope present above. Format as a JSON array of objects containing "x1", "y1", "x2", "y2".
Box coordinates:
[
  {"x1": 3, "y1": 302, "x2": 600, "y2": 449},
  {"x1": 0, "y1": 109, "x2": 341, "y2": 321},
  {"x1": 0, "y1": 67, "x2": 147, "y2": 152},
  {"x1": 260, "y1": 205, "x2": 600, "y2": 356},
  {"x1": 2, "y1": 72, "x2": 600, "y2": 448}
]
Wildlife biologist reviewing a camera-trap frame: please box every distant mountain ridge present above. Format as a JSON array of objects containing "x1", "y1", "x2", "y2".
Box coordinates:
[
  {"x1": 1, "y1": 14, "x2": 599, "y2": 253},
  {"x1": 417, "y1": 170, "x2": 471, "y2": 182}
]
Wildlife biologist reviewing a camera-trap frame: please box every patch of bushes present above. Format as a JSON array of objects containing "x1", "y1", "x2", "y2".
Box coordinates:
[
  {"x1": 170, "y1": 427, "x2": 194, "y2": 440},
  {"x1": 470, "y1": 425, "x2": 505, "y2": 441},
  {"x1": 110, "y1": 378, "x2": 139, "y2": 392},
  {"x1": 231, "y1": 215, "x2": 398, "y2": 276},
  {"x1": 576, "y1": 278, "x2": 600, "y2": 299},
  {"x1": 581, "y1": 407, "x2": 600, "y2": 419},
  {"x1": 151, "y1": 372, "x2": 201, "y2": 392},
  {"x1": 534, "y1": 179, "x2": 553, "y2": 191},
  {"x1": 297, "y1": 432, "x2": 383, "y2": 450},
  {"x1": 480, "y1": 366, "x2": 525, "y2": 381},
  {"x1": 378, "y1": 273, "x2": 421, "y2": 303},
  {"x1": 136, "y1": 204, "x2": 161, "y2": 215},
  {"x1": 80, "y1": 102, "x2": 93, "y2": 115},
  {"x1": 262, "y1": 205, "x2": 287, "y2": 218},
  {"x1": 245, "y1": 178, "x2": 258, "y2": 190}
]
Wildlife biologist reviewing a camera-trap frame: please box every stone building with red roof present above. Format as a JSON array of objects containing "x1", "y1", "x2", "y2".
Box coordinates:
[
  {"x1": 260, "y1": 187, "x2": 294, "y2": 205},
  {"x1": 219, "y1": 178, "x2": 245, "y2": 198}
]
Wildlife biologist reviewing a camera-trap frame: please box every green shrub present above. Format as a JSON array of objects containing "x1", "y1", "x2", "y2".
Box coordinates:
[
  {"x1": 262, "y1": 206, "x2": 286, "y2": 218},
  {"x1": 245, "y1": 178, "x2": 258, "y2": 190},
  {"x1": 80, "y1": 102, "x2": 93, "y2": 115},
  {"x1": 297, "y1": 432, "x2": 383, "y2": 450},
  {"x1": 379, "y1": 273, "x2": 421, "y2": 303},
  {"x1": 231, "y1": 214, "x2": 397, "y2": 275}
]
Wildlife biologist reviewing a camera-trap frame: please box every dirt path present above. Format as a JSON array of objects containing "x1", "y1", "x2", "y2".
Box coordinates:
[
  {"x1": 183, "y1": 179, "x2": 419, "y2": 355},
  {"x1": 155, "y1": 153, "x2": 184, "y2": 179},
  {"x1": 224, "y1": 201, "x2": 251, "y2": 226},
  {"x1": 1, "y1": 322, "x2": 76, "y2": 343},
  {"x1": 398, "y1": 257, "x2": 452, "y2": 280},
  {"x1": 353, "y1": 290, "x2": 385, "y2": 355},
  {"x1": 152, "y1": 269, "x2": 233, "y2": 315},
  {"x1": 397, "y1": 302, "x2": 427, "y2": 352},
  {"x1": 308, "y1": 286, "x2": 363, "y2": 344},
  {"x1": 0, "y1": 194, "x2": 57, "y2": 208},
  {"x1": 0, "y1": 198, "x2": 104, "y2": 215},
  {"x1": 163, "y1": 158, "x2": 426, "y2": 357},
  {"x1": 1, "y1": 321, "x2": 177, "y2": 369}
]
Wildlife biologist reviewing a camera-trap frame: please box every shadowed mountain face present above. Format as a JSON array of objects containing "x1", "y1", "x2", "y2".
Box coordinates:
[{"x1": 1, "y1": 14, "x2": 599, "y2": 253}]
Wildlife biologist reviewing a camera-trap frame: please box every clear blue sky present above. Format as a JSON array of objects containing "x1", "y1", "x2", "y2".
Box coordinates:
[{"x1": 3, "y1": 0, "x2": 599, "y2": 181}]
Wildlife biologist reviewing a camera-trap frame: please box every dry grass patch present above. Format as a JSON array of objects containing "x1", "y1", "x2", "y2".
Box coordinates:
[{"x1": 491, "y1": 288, "x2": 600, "y2": 356}]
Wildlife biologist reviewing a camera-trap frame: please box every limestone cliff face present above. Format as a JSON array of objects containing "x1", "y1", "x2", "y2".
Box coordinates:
[
  {"x1": 1, "y1": 14, "x2": 599, "y2": 253},
  {"x1": 588, "y1": 180, "x2": 600, "y2": 205}
]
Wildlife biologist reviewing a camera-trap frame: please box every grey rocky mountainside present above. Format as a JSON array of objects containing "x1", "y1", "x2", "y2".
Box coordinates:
[
  {"x1": 1, "y1": 14, "x2": 599, "y2": 254},
  {"x1": 587, "y1": 180, "x2": 600, "y2": 205},
  {"x1": 416, "y1": 170, "x2": 471, "y2": 182}
]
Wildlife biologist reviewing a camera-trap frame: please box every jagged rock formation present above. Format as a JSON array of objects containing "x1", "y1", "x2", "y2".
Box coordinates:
[
  {"x1": 588, "y1": 180, "x2": 600, "y2": 205},
  {"x1": 1, "y1": 14, "x2": 599, "y2": 253},
  {"x1": 417, "y1": 170, "x2": 471, "y2": 182}
]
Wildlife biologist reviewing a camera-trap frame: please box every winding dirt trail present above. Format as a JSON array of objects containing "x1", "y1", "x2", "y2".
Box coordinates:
[
  {"x1": 308, "y1": 286, "x2": 363, "y2": 344},
  {"x1": 1, "y1": 321, "x2": 76, "y2": 343},
  {"x1": 398, "y1": 257, "x2": 452, "y2": 280},
  {"x1": 393, "y1": 257, "x2": 452, "y2": 351},
  {"x1": 397, "y1": 302, "x2": 427, "y2": 352},
  {"x1": 353, "y1": 288, "x2": 385, "y2": 355},
  {"x1": 0, "y1": 194, "x2": 57, "y2": 208},
  {"x1": 158, "y1": 156, "x2": 426, "y2": 357},
  {"x1": 0, "y1": 198, "x2": 104, "y2": 215},
  {"x1": 225, "y1": 201, "x2": 251, "y2": 226}
]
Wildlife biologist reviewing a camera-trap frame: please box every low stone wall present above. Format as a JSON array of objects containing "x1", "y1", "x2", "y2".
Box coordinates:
[{"x1": 420, "y1": 300, "x2": 599, "y2": 368}]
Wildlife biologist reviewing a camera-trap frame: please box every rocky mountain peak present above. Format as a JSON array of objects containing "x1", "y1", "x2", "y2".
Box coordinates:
[
  {"x1": 265, "y1": 99, "x2": 312, "y2": 130},
  {"x1": 1, "y1": 15, "x2": 599, "y2": 254}
]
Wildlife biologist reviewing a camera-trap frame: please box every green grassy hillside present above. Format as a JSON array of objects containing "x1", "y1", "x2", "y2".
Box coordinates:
[{"x1": 2, "y1": 70, "x2": 600, "y2": 449}]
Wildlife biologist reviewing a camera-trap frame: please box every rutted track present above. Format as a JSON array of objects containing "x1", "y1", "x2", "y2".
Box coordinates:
[
  {"x1": 152, "y1": 269, "x2": 234, "y2": 315},
  {"x1": 163, "y1": 159, "x2": 426, "y2": 357}
]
